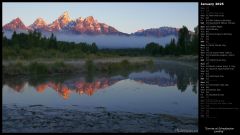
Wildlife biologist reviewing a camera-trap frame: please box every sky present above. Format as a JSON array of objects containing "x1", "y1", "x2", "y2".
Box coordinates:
[{"x1": 2, "y1": 2, "x2": 198, "y2": 33}]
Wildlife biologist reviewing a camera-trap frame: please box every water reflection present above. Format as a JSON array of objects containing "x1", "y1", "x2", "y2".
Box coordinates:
[{"x1": 3, "y1": 61, "x2": 198, "y2": 100}]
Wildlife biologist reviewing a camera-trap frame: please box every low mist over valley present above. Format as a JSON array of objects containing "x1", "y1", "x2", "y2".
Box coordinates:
[{"x1": 3, "y1": 31, "x2": 177, "y2": 48}]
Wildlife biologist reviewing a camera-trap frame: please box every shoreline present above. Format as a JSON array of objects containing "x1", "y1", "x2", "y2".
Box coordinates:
[
  {"x1": 2, "y1": 55, "x2": 198, "y2": 66},
  {"x1": 2, "y1": 56, "x2": 198, "y2": 77},
  {"x1": 3, "y1": 104, "x2": 198, "y2": 133}
]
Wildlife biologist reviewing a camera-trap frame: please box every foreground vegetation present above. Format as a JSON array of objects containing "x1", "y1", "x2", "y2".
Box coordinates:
[
  {"x1": 3, "y1": 61, "x2": 74, "y2": 76},
  {"x1": 2, "y1": 59, "x2": 155, "y2": 76}
]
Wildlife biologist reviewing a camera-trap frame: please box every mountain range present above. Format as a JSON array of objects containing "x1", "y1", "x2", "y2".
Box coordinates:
[{"x1": 3, "y1": 11, "x2": 179, "y2": 37}]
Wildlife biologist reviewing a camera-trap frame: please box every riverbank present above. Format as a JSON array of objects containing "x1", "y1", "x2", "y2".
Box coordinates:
[
  {"x1": 3, "y1": 104, "x2": 198, "y2": 133},
  {"x1": 2, "y1": 55, "x2": 197, "y2": 76},
  {"x1": 2, "y1": 55, "x2": 197, "y2": 66}
]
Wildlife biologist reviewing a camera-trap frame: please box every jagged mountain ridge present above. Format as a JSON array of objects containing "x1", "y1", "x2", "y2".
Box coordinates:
[
  {"x1": 3, "y1": 11, "x2": 180, "y2": 37},
  {"x1": 3, "y1": 11, "x2": 128, "y2": 36},
  {"x1": 131, "y1": 27, "x2": 179, "y2": 37},
  {"x1": 3, "y1": 17, "x2": 29, "y2": 31}
]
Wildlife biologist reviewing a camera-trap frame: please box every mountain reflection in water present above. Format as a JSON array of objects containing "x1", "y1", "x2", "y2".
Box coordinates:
[
  {"x1": 3, "y1": 61, "x2": 198, "y2": 116},
  {"x1": 3, "y1": 61, "x2": 198, "y2": 100},
  {"x1": 4, "y1": 77, "x2": 177, "y2": 99}
]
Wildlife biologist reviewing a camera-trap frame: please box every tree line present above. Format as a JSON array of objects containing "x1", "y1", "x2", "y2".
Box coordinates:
[
  {"x1": 2, "y1": 25, "x2": 198, "y2": 59},
  {"x1": 145, "y1": 26, "x2": 198, "y2": 56},
  {"x1": 3, "y1": 31, "x2": 98, "y2": 53},
  {"x1": 2, "y1": 30, "x2": 98, "y2": 59}
]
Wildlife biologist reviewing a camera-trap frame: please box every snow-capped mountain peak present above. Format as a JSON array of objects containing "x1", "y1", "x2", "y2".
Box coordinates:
[
  {"x1": 84, "y1": 16, "x2": 96, "y2": 24},
  {"x1": 31, "y1": 18, "x2": 47, "y2": 27},
  {"x1": 57, "y1": 11, "x2": 72, "y2": 28},
  {"x1": 2, "y1": 11, "x2": 180, "y2": 37},
  {"x1": 3, "y1": 17, "x2": 28, "y2": 31}
]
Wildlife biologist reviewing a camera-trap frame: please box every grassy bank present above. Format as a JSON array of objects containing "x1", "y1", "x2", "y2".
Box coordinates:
[
  {"x1": 2, "y1": 59, "x2": 155, "y2": 76},
  {"x1": 2, "y1": 61, "x2": 76, "y2": 76},
  {"x1": 2, "y1": 54, "x2": 198, "y2": 76},
  {"x1": 87, "y1": 59, "x2": 155, "y2": 77},
  {"x1": 2, "y1": 55, "x2": 198, "y2": 66}
]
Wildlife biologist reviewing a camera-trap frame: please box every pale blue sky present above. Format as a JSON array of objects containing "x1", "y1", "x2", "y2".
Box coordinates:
[{"x1": 2, "y1": 2, "x2": 198, "y2": 33}]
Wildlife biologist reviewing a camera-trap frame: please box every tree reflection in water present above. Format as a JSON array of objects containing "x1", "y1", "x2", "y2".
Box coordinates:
[{"x1": 3, "y1": 61, "x2": 198, "y2": 99}]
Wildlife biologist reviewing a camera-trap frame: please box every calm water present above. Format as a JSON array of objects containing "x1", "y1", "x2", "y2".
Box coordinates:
[{"x1": 3, "y1": 61, "x2": 198, "y2": 117}]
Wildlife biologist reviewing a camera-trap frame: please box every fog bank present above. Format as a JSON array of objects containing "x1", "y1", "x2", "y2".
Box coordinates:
[{"x1": 4, "y1": 31, "x2": 177, "y2": 49}]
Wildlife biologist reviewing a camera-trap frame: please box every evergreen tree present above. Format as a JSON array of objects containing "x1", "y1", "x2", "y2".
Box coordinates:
[
  {"x1": 11, "y1": 31, "x2": 18, "y2": 46},
  {"x1": 91, "y1": 42, "x2": 98, "y2": 53},
  {"x1": 49, "y1": 33, "x2": 57, "y2": 49},
  {"x1": 191, "y1": 26, "x2": 198, "y2": 54},
  {"x1": 177, "y1": 26, "x2": 190, "y2": 54},
  {"x1": 145, "y1": 42, "x2": 160, "y2": 56}
]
